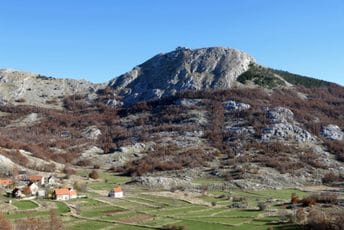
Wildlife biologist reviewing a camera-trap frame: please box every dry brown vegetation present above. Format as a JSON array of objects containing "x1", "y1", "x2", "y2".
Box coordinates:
[
  {"x1": 0, "y1": 83, "x2": 344, "y2": 174},
  {"x1": 0, "y1": 209, "x2": 64, "y2": 230},
  {"x1": 116, "y1": 146, "x2": 215, "y2": 176},
  {"x1": 305, "y1": 208, "x2": 344, "y2": 230},
  {"x1": 0, "y1": 95, "x2": 121, "y2": 165},
  {"x1": 0, "y1": 212, "x2": 12, "y2": 230},
  {"x1": 89, "y1": 169, "x2": 100, "y2": 179}
]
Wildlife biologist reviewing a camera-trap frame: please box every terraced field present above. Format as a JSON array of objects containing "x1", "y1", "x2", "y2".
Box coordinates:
[
  {"x1": 61, "y1": 185, "x2": 303, "y2": 230},
  {"x1": 0, "y1": 175, "x2": 308, "y2": 229}
]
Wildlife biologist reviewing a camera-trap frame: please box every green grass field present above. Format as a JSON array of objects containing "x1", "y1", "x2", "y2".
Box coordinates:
[
  {"x1": 12, "y1": 200, "x2": 38, "y2": 210},
  {"x1": 2, "y1": 175, "x2": 312, "y2": 230},
  {"x1": 88, "y1": 172, "x2": 131, "y2": 190},
  {"x1": 66, "y1": 189, "x2": 298, "y2": 229},
  {"x1": 55, "y1": 201, "x2": 70, "y2": 214}
]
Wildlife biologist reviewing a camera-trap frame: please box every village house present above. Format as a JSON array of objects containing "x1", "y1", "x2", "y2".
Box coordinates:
[
  {"x1": 11, "y1": 188, "x2": 24, "y2": 198},
  {"x1": 108, "y1": 186, "x2": 123, "y2": 198},
  {"x1": 36, "y1": 189, "x2": 46, "y2": 198},
  {"x1": 46, "y1": 175, "x2": 56, "y2": 185},
  {"x1": 0, "y1": 179, "x2": 14, "y2": 188},
  {"x1": 21, "y1": 182, "x2": 39, "y2": 196},
  {"x1": 53, "y1": 188, "x2": 77, "y2": 201},
  {"x1": 28, "y1": 175, "x2": 45, "y2": 186}
]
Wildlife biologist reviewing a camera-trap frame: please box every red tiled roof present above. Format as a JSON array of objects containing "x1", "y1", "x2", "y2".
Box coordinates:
[
  {"x1": 112, "y1": 187, "x2": 122, "y2": 193},
  {"x1": 54, "y1": 188, "x2": 77, "y2": 196},
  {"x1": 0, "y1": 179, "x2": 14, "y2": 186},
  {"x1": 28, "y1": 175, "x2": 43, "y2": 181}
]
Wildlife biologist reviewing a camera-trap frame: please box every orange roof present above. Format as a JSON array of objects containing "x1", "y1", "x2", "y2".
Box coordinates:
[
  {"x1": 112, "y1": 187, "x2": 122, "y2": 193},
  {"x1": 28, "y1": 175, "x2": 43, "y2": 181},
  {"x1": 0, "y1": 179, "x2": 14, "y2": 186},
  {"x1": 54, "y1": 188, "x2": 77, "y2": 196}
]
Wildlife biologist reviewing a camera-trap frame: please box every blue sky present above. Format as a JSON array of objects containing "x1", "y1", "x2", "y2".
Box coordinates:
[{"x1": 0, "y1": 0, "x2": 343, "y2": 85}]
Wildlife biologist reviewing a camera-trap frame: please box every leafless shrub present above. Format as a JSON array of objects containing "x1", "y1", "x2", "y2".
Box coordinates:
[
  {"x1": 322, "y1": 172, "x2": 341, "y2": 184},
  {"x1": 76, "y1": 159, "x2": 92, "y2": 167},
  {"x1": 89, "y1": 170, "x2": 99, "y2": 179}
]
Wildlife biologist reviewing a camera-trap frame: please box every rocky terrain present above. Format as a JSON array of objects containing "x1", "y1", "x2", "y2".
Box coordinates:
[
  {"x1": 0, "y1": 68, "x2": 100, "y2": 108},
  {"x1": 109, "y1": 47, "x2": 255, "y2": 105},
  {"x1": 0, "y1": 47, "x2": 343, "y2": 190}
]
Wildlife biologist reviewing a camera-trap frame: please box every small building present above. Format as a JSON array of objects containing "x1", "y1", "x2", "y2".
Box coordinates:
[
  {"x1": 108, "y1": 186, "x2": 123, "y2": 198},
  {"x1": 11, "y1": 188, "x2": 24, "y2": 198},
  {"x1": 46, "y1": 175, "x2": 56, "y2": 185},
  {"x1": 53, "y1": 188, "x2": 77, "y2": 201},
  {"x1": 37, "y1": 189, "x2": 46, "y2": 198},
  {"x1": 28, "y1": 175, "x2": 44, "y2": 185},
  {"x1": 0, "y1": 179, "x2": 14, "y2": 188},
  {"x1": 22, "y1": 182, "x2": 39, "y2": 196}
]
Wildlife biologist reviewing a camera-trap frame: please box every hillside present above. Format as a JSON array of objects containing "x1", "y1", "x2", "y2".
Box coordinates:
[
  {"x1": 0, "y1": 69, "x2": 101, "y2": 109},
  {"x1": 0, "y1": 47, "x2": 343, "y2": 190}
]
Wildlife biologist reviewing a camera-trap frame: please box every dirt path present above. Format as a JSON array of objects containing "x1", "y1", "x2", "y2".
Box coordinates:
[
  {"x1": 301, "y1": 185, "x2": 342, "y2": 192},
  {"x1": 121, "y1": 197, "x2": 161, "y2": 208},
  {"x1": 144, "y1": 191, "x2": 211, "y2": 206},
  {"x1": 210, "y1": 208, "x2": 228, "y2": 217},
  {"x1": 69, "y1": 211, "x2": 159, "y2": 229},
  {"x1": 93, "y1": 197, "x2": 128, "y2": 210}
]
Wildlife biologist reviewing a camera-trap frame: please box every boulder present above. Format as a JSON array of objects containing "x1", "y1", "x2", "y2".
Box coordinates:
[
  {"x1": 223, "y1": 100, "x2": 251, "y2": 111},
  {"x1": 119, "y1": 143, "x2": 146, "y2": 154},
  {"x1": 81, "y1": 146, "x2": 104, "y2": 158},
  {"x1": 82, "y1": 126, "x2": 102, "y2": 140},
  {"x1": 225, "y1": 126, "x2": 255, "y2": 136},
  {"x1": 175, "y1": 98, "x2": 203, "y2": 107},
  {"x1": 262, "y1": 106, "x2": 314, "y2": 142},
  {"x1": 321, "y1": 124, "x2": 343, "y2": 140},
  {"x1": 266, "y1": 107, "x2": 294, "y2": 123},
  {"x1": 262, "y1": 123, "x2": 314, "y2": 142}
]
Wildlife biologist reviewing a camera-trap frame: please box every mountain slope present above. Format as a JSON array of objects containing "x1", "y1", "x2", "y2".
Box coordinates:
[
  {"x1": 0, "y1": 47, "x2": 343, "y2": 189},
  {"x1": 0, "y1": 69, "x2": 100, "y2": 108}
]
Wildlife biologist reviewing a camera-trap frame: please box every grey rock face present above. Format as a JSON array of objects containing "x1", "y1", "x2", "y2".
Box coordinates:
[
  {"x1": 6, "y1": 113, "x2": 41, "y2": 128},
  {"x1": 174, "y1": 98, "x2": 204, "y2": 107},
  {"x1": 81, "y1": 146, "x2": 104, "y2": 158},
  {"x1": 321, "y1": 124, "x2": 344, "y2": 140},
  {"x1": 109, "y1": 47, "x2": 255, "y2": 105},
  {"x1": 226, "y1": 126, "x2": 255, "y2": 136},
  {"x1": 262, "y1": 123, "x2": 314, "y2": 142},
  {"x1": 133, "y1": 176, "x2": 192, "y2": 190},
  {"x1": 266, "y1": 107, "x2": 294, "y2": 123},
  {"x1": 82, "y1": 126, "x2": 102, "y2": 140},
  {"x1": 223, "y1": 100, "x2": 251, "y2": 111},
  {"x1": 119, "y1": 143, "x2": 146, "y2": 154},
  {"x1": 262, "y1": 107, "x2": 314, "y2": 142}
]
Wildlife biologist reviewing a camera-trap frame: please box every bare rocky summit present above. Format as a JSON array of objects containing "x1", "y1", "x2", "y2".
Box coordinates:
[{"x1": 109, "y1": 47, "x2": 255, "y2": 105}]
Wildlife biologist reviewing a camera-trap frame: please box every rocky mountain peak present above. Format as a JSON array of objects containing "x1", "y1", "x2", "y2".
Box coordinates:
[{"x1": 109, "y1": 47, "x2": 255, "y2": 105}]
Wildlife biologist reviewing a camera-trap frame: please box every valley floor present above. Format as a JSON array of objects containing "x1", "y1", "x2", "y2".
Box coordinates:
[{"x1": 1, "y1": 173, "x2": 343, "y2": 230}]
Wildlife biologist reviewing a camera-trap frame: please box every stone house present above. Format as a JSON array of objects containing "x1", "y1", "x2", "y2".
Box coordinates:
[
  {"x1": 108, "y1": 186, "x2": 123, "y2": 198},
  {"x1": 28, "y1": 175, "x2": 45, "y2": 186},
  {"x1": 53, "y1": 188, "x2": 77, "y2": 201},
  {"x1": 23, "y1": 182, "x2": 39, "y2": 196}
]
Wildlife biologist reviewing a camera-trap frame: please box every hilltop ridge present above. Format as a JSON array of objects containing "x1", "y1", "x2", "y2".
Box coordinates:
[{"x1": 109, "y1": 47, "x2": 255, "y2": 105}]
